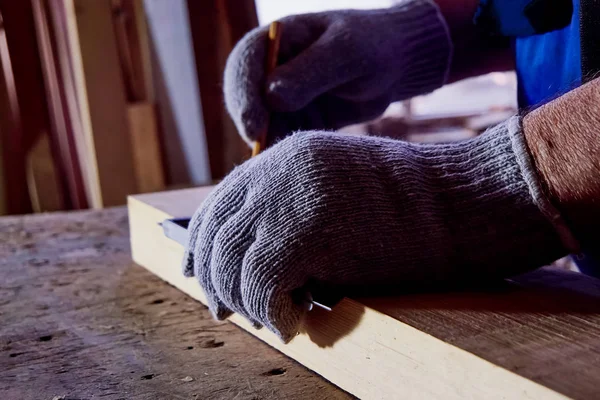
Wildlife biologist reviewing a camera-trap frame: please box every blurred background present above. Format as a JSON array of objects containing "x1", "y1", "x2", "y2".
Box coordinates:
[{"x1": 0, "y1": 0, "x2": 516, "y2": 216}]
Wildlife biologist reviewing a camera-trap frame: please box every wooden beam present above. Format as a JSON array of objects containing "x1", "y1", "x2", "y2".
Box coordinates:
[
  {"x1": 47, "y1": 0, "x2": 103, "y2": 209},
  {"x1": 0, "y1": 9, "x2": 28, "y2": 215},
  {"x1": 128, "y1": 187, "x2": 600, "y2": 400},
  {"x1": 111, "y1": 0, "x2": 151, "y2": 102},
  {"x1": 32, "y1": 0, "x2": 87, "y2": 209},
  {"x1": 130, "y1": 0, "x2": 154, "y2": 103},
  {"x1": 112, "y1": 0, "x2": 165, "y2": 194},
  {"x1": 26, "y1": 132, "x2": 65, "y2": 212},
  {"x1": 127, "y1": 102, "x2": 165, "y2": 193},
  {"x1": 73, "y1": 0, "x2": 138, "y2": 207},
  {"x1": 0, "y1": 0, "x2": 56, "y2": 214},
  {"x1": 186, "y1": 0, "x2": 257, "y2": 180}
]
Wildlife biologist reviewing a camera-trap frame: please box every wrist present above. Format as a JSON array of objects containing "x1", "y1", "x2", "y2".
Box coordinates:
[{"x1": 522, "y1": 79, "x2": 600, "y2": 245}]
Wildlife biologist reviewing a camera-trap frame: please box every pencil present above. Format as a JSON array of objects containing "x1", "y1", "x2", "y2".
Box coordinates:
[{"x1": 252, "y1": 21, "x2": 283, "y2": 157}]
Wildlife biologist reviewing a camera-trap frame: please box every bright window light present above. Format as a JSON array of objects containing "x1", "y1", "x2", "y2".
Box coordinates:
[{"x1": 256, "y1": 0, "x2": 395, "y2": 24}]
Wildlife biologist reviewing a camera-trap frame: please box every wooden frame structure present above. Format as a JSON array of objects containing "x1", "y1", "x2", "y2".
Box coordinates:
[
  {"x1": 186, "y1": 0, "x2": 258, "y2": 180},
  {"x1": 129, "y1": 187, "x2": 600, "y2": 399},
  {"x1": 0, "y1": 0, "x2": 58, "y2": 214},
  {"x1": 0, "y1": 0, "x2": 166, "y2": 214}
]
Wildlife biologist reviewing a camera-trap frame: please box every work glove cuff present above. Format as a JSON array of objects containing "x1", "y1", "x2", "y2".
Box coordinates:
[{"x1": 388, "y1": 0, "x2": 453, "y2": 101}]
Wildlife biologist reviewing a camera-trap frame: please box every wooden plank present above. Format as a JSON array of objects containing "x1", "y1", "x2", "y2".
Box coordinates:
[
  {"x1": 111, "y1": 0, "x2": 154, "y2": 103},
  {"x1": 186, "y1": 0, "x2": 257, "y2": 180},
  {"x1": 73, "y1": 0, "x2": 137, "y2": 206},
  {"x1": 32, "y1": 0, "x2": 87, "y2": 209},
  {"x1": 0, "y1": 11, "x2": 26, "y2": 215},
  {"x1": 127, "y1": 102, "x2": 165, "y2": 193},
  {"x1": 0, "y1": 0, "x2": 53, "y2": 215},
  {"x1": 130, "y1": 0, "x2": 154, "y2": 102},
  {"x1": 47, "y1": 0, "x2": 102, "y2": 209},
  {"x1": 112, "y1": 0, "x2": 144, "y2": 102},
  {"x1": 0, "y1": 208, "x2": 350, "y2": 400},
  {"x1": 25, "y1": 132, "x2": 64, "y2": 212},
  {"x1": 111, "y1": 0, "x2": 165, "y2": 194},
  {"x1": 129, "y1": 187, "x2": 600, "y2": 400}
]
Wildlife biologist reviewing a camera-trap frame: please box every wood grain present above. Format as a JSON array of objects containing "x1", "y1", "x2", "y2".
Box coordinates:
[
  {"x1": 49, "y1": 0, "x2": 103, "y2": 209},
  {"x1": 73, "y1": 0, "x2": 138, "y2": 206},
  {"x1": 0, "y1": 0, "x2": 54, "y2": 215},
  {"x1": 130, "y1": 0, "x2": 154, "y2": 102},
  {"x1": 111, "y1": 0, "x2": 154, "y2": 104},
  {"x1": 0, "y1": 208, "x2": 350, "y2": 400},
  {"x1": 129, "y1": 187, "x2": 600, "y2": 399},
  {"x1": 25, "y1": 132, "x2": 64, "y2": 212},
  {"x1": 127, "y1": 102, "x2": 165, "y2": 193},
  {"x1": 0, "y1": 13, "x2": 26, "y2": 215},
  {"x1": 186, "y1": 0, "x2": 257, "y2": 180},
  {"x1": 32, "y1": 0, "x2": 87, "y2": 209}
]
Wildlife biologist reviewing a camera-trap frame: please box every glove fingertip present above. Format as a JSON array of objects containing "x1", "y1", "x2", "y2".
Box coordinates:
[
  {"x1": 278, "y1": 328, "x2": 300, "y2": 344},
  {"x1": 250, "y1": 320, "x2": 263, "y2": 330},
  {"x1": 209, "y1": 301, "x2": 233, "y2": 321},
  {"x1": 266, "y1": 299, "x2": 305, "y2": 344},
  {"x1": 238, "y1": 107, "x2": 269, "y2": 143}
]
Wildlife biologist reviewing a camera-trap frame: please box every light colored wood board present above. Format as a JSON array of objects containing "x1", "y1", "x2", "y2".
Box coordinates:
[
  {"x1": 48, "y1": 0, "x2": 101, "y2": 209},
  {"x1": 127, "y1": 187, "x2": 600, "y2": 399},
  {"x1": 112, "y1": 0, "x2": 142, "y2": 101},
  {"x1": 129, "y1": 185, "x2": 212, "y2": 217},
  {"x1": 0, "y1": 208, "x2": 349, "y2": 400},
  {"x1": 74, "y1": 0, "x2": 138, "y2": 206},
  {"x1": 132, "y1": 0, "x2": 154, "y2": 102},
  {"x1": 127, "y1": 102, "x2": 165, "y2": 193},
  {"x1": 26, "y1": 133, "x2": 64, "y2": 212},
  {"x1": 60, "y1": 0, "x2": 103, "y2": 208},
  {"x1": 111, "y1": 0, "x2": 153, "y2": 102},
  {"x1": 33, "y1": 0, "x2": 88, "y2": 209}
]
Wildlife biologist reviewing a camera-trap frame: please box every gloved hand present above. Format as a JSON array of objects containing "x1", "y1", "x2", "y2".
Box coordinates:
[
  {"x1": 183, "y1": 117, "x2": 571, "y2": 342},
  {"x1": 224, "y1": 0, "x2": 452, "y2": 146}
]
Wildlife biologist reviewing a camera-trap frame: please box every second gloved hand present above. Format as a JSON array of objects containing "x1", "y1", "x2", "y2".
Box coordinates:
[
  {"x1": 183, "y1": 119, "x2": 570, "y2": 342},
  {"x1": 224, "y1": 0, "x2": 452, "y2": 146}
]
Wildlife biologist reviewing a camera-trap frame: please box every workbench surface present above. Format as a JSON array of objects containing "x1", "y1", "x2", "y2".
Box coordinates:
[{"x1": 0, "y1": 208, "x2": 351, "y2": 400}]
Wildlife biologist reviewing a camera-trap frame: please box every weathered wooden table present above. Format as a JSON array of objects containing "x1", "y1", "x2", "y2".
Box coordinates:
[{"x1": 0, "y1": 208, "x2": 351, "y2": 399}]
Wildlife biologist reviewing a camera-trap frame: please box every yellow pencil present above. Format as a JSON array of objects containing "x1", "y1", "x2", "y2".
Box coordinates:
[{"x1": 252, "y1": 21, "x2": 283, "y2": 157}]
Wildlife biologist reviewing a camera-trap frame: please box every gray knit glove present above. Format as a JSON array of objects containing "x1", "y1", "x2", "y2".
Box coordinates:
[
  {"x1": 183, "y1": 117, "x2": 571, "y2": 342},
  {"x1": 224, "y1": 0, "x2": 452, "y2": 146}
]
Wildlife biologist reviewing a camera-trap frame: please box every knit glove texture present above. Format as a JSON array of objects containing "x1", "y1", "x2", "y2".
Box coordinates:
[
  {"x1": 183, "y1": 117, "x2": 568, "y2": 342},
  {"x1": 224, "y1": 0, "x2": 452, "y2": 146}
]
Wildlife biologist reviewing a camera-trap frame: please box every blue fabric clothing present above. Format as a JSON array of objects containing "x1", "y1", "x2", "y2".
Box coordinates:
[{"x1": 514, "y1": 0, "x2": 581, "y2": 109}]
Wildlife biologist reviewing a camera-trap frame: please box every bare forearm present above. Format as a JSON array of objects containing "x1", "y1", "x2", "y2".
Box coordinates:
[
  {"x1": 435, "y1": 0, "x2": 515, "y2": 82},
  {"x1": 523, "y1": 78, "x2": 600, "y2": 244}
]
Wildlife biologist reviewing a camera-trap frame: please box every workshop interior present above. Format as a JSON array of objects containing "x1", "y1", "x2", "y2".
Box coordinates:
[{"x1": 1, "y1": 0, "x2": 599, "y2": 399}]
